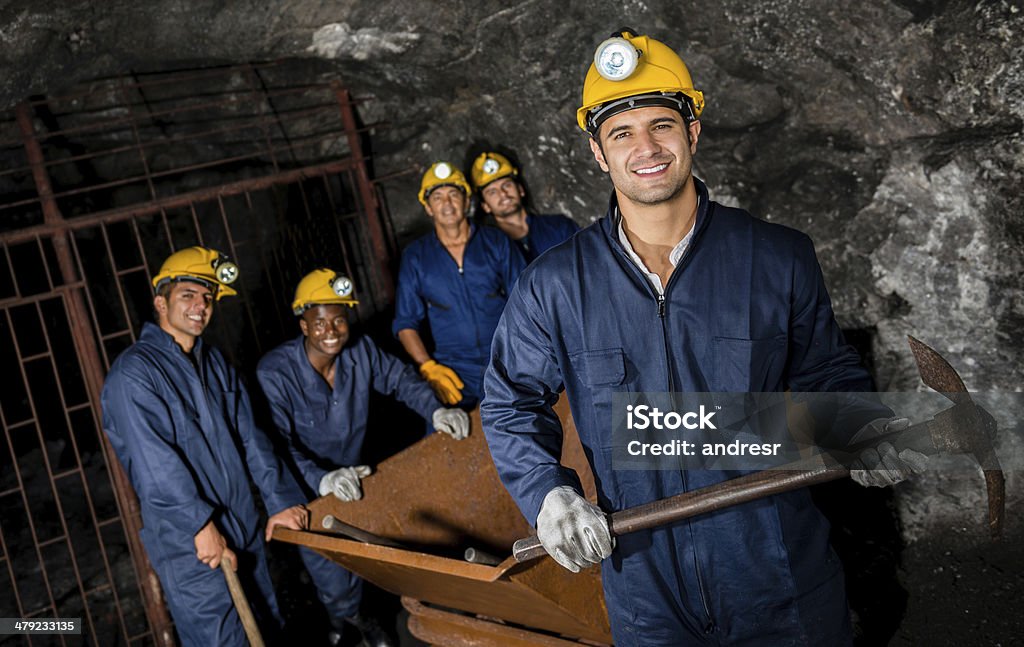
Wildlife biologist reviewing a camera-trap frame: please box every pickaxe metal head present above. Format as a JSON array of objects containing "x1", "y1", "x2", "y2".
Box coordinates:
[{"x1": 907, "y1": 336, "x2": 1005, "y2": 538}]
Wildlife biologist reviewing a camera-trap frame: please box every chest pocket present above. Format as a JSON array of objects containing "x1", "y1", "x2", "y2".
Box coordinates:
[
  {"x1": 711, "y1": 335, "x2": 787, "y2": 391},
  {"x1": 293, "y1": 405, "x2": 329, "y2": 432},
  {"x1": 570, "y1": 348, "x2": 627, "y2": 387}
]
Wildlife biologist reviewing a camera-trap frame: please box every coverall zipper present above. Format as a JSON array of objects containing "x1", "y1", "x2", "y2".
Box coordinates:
[{"x1": 616, "y1": 215, "x2": 717, "y2": 631}]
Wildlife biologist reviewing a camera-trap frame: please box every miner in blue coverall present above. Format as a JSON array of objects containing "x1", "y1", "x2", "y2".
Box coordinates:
[
  {"x1": 470, "y1": 151, "x2": 580, "y2": 263},
  {"x1": 256, "y1": 269, "x2": 470, "y2": 647},
  {"x1": 101, "y1": 246, "x2": 309, "y2": 647},
  {"x1": 393, "y1": 162, "x2": 525, "y2": 408},
  {"x1": 481, "y1": 30, "x2": 927, "y2": 646}
]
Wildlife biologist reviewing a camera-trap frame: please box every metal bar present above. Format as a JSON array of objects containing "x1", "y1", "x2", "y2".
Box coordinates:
[
  {"x1": 4, "y1": 418, "x2": 37, "y2": 432},
  {"x1": 0, "y1": 104, "x2": 357, "y2": 180},
  {"x1": 118, "y1": 79, "x2": 159, "y2": 202},
  {"x1": 2, "y1": 242, "x2": 22, "y2": 300},
  {"x1": 216, "y1": 195, "x2": 262, "y2": 355},
  {"x1": 375, "y1": 183, "x2": 400, "y2": 260},
  {"x1": 0, "y1": 309, "x2": 67, "y2": 646},
  {"x1": 67, "y1": 234, "x2": 113, "y2": 369},
  {"x1": 23, "y1": 83, "x2": 341, "y2": 143},
  {"x1": 35, "y1": 236, "x2": 55, "y2": 292},
  {"x1": 36, "y1": 535, "x2": 69, "y2": 549},
  {"x1": 0, "y1": 281, "x2": 87, "y2": 310},
  {"x1": 332, "y1": 83, "x2": 393, "y2": 303},
  {"x1": 25, "y1": 61, "x2": 289, "y2": 106},
  {"x1": 129, "y1": 216, "x2": 156, "y2": 289},
  {"x1": 0, "y1": 460, "x2": 28, "y2": 623},
  {"x1": 51, "y1": 467, "x2": 83, "y2": 480},
  {"x1": 344, "y1": 167, "x2": 380, "y2": 312},
  {"x1": 246, "y1": 64, "x2": 280, "y2": 174},
  {"x1": 319, "y1": 174, "x2": 357, "y2": 292},
  {"x1": 190, "y1": 202, "x2": 205, "y2": 246},
  {"x1": 243, "y1": 191, "x2": 285, "y2": 338},
  {"x1": 369, "y1": 165, "x2": 418, "y2": 185},
  {"x1": 0, "y1": 126, "x2": 377, "y2": 207},
  {"x1": 15, "y1": 101, "x2": 176, "y2": 647},
  {"x1": 20, "y1": 283, "x2": 98, "y2": 645},
  {"x1": 0, "y1": 158, "x2": 359, "y2": 246}
]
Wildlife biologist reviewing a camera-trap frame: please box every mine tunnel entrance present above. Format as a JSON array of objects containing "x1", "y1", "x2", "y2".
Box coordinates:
[{"x1": 0, "y1": 61, "x2": 398, "y2": 646}]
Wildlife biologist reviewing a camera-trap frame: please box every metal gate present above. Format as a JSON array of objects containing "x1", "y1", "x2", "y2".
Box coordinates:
[{"x1": 0, "y1": 62, "x2": 399, "y2": 646}]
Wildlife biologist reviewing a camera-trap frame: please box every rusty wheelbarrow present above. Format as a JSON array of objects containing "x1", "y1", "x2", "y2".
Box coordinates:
[{"x1": 273, "y1": 398, "x2": 613, "y2": 646}]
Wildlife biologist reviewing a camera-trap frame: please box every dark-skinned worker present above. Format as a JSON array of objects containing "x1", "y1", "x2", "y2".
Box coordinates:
[
  {"x1": 471, "y1": 151, "x2": 579, "y2": 263},
  {"x1": 481, "y1": 30, "x2": 927, "y2": 646},
  {"x1": 256, "y1": 269, "x2": 469, "y2": 647},
  {"x1": 101, "y1": 247, "x2": 309, "y2": 647},
  {"x1": 392, "y1": 162, "x2": 525, "y2": 409}
]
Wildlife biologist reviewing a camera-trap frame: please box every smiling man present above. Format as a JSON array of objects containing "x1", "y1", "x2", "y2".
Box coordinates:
[
  {"x1": 101, "y1": 247, "x2": 309, "y2": 646},
  {"x1": 471, "y1": 151, "x2": 579, "y2": 263},
  {"x1": 257, "y1": 269, "x2": 468, "y2": 647},
  {"x1": 481, "y1": 30, "x2": 922, "y2": 646},
  {"x1": 392, "y1": 162, "x2": 525, "y2": 408}
]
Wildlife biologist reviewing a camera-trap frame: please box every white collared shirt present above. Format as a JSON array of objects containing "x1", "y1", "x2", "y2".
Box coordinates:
[{"x1": 616, "y1": 200, "x2": 698, "y2": 296}]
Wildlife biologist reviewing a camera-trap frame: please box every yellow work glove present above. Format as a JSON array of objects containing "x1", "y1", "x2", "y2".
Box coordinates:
[{"x1": 419, "y1": 359, "x2": 464, "y2": 405}]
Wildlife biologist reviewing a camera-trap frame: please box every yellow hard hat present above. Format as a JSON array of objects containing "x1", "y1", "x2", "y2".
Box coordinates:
[
  {"x1": 291, "y1": 268, "x2": 358, "y2": 315},
  {"x1": 577, "y1": 30, "x2": 705, "y2": 135},
  {"x1": 419, "y1": 162, "x2": 472, "y2": 207},
  {"x1": 470, "y1": 152, "x2": 518, "y2": 190},
  {"x1": 152, "y1": 246, "x2": 238, "y2": 300}
]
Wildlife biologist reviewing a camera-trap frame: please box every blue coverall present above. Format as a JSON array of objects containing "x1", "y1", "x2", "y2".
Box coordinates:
[
  {"x1": 482, "y1": 178, "x2": 883, "y2": 646},
  {"x1": 102, "y1": 322, "x2": 305, "y2": 647},
  {"x1": 392, "y1": 223, "x2": 525, "y2": 406},
  {"x1": 256, "y1": 333, "x2": 440, "y2": 620},
  {"x1": 512, "y1": 213, "x2": 580, "y2": 263}
]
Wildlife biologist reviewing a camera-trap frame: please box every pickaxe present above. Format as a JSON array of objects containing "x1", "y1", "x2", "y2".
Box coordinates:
[{"x1": 513, "y1": 336, "x2": 1005, "y2": 562}]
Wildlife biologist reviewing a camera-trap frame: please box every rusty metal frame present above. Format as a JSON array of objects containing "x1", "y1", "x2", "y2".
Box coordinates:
[{"x1": 0, "y1": 62, "x2": 398, "y2": 645}]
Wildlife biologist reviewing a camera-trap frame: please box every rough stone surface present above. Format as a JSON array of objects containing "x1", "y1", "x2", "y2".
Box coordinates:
[{"x1": 0, "y1": 0, "x2": 1021, "y2": 643}]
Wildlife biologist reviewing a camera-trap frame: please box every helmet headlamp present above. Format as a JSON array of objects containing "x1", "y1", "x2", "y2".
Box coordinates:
[
  {"x1": 594, "y1": 37, "x2": 640, "y2": 81},
  {"x1": 330, "y1": 275, "x2": 354, "y2": 298},
  {"x1": 212, "y1": 254, "x2": 239, "y2": 285}
]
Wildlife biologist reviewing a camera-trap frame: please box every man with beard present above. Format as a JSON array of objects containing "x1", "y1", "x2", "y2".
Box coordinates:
[
  {"x1": 471, "y1": 151, "x2": 579, "y2": 263},
  {"x1": 481, "y1": 30, "x2": 925, "y2": 646},
  {"x1": 102, "y1": 247, "x2": 309, "y2": 646},
  {"x1": 393, "y1": 162, "x2": 525, "y2": 408},
  {"x1": 257, "y1": 269, "x2": 469, "y2": 647}
]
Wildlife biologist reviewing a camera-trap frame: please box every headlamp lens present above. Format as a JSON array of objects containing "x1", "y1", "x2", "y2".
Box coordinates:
[
  {"x1": 595, "y1": 37, "x2": 639, "y2": 81},
  {"x1": 215, "y1": 261, "x2": 238, "y2": 285},
  {"x1": 330, "y1": 275, "x2": 354, "y2": 297},
  {"x1": 433, "y1": 163, "x2": 452, "y2": 179},
  {"x1": 482, "y1": 158, "x2": 500, "y2": 175}
]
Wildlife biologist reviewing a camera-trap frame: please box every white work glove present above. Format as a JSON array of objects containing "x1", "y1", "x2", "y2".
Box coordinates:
[
  {"x1": 849, "y1": 417, "x2": 929, "y2": 488},
  {"x1": 535, "y1": 485, "x2": 613, "y2": 573},
  {"x1": 318, "y1": 465, "x2": 372, "y2": 501},
  {"x1": 432, "y1": 407, "x2": 470, "y2": 440}
]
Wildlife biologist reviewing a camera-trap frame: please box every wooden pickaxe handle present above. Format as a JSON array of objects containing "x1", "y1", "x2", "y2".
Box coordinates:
[
  {"x1": 221, "y1": 554, "x2": 265, "y2": 647},
  {"x1": 513, "y1": 453, "x2": 850, "y2": 562}
]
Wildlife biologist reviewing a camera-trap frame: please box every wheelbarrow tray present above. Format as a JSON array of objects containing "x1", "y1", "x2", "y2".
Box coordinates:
[{"x1": 274, "y1": 399, "x2": 611, "y2": 644}]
